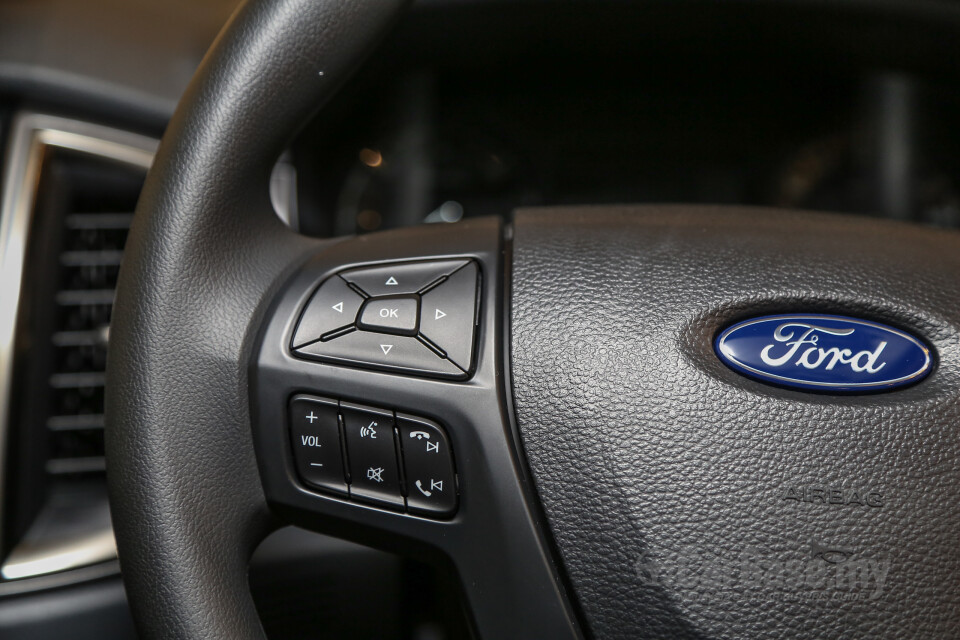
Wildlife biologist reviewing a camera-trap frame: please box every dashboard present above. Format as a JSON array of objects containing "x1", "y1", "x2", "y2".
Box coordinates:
[{"x1": 1, "y1": 0, "x2": 960, "y2": 638}]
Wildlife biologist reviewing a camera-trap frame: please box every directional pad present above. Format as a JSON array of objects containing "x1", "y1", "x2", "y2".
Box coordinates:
[{"x1": 291, "y1": 259, "x2": 479, "y2": 379}]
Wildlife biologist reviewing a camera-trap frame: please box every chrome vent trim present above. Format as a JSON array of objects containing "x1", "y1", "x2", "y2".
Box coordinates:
[{"x1": 0, "y1": 113, "x2": 156, "y2": 582}]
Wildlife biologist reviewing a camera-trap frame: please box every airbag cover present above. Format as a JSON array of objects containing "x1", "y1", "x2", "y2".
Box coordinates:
[{"x1": 510, "y1": 205, "x2": 960, "y2": 638}]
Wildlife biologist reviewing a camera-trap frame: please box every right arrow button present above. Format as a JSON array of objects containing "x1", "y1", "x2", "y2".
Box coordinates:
[{"x1": 419, "y1": 261, "x2": 479, "y2": 372}]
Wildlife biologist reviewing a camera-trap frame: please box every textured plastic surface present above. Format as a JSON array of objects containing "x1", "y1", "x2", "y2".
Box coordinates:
[{"x1": 511, "y1": 205, "x2": 960, "y2": 639}]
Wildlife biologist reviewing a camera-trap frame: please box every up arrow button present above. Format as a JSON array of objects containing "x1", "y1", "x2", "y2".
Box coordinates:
[{"x1": 340, "y1": 259, "x2": 468, "y2": 296}]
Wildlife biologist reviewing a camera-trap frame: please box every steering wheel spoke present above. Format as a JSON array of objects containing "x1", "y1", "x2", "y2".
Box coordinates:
[{"x1": 251, "y1": 217, "x2": 580, "y2": 639}]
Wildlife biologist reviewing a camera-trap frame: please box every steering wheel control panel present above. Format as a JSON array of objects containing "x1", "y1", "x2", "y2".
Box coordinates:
[
  {"x1": 290, "y1": 259, "x2": 479, "y2": 379},
  {"x1": 289, "y1": 394, "x2": 458, "y2": 517}
]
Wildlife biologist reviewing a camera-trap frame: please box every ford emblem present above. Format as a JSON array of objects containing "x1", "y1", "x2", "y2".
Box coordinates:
[{"x1": 715, "y1": 314, "x2": 933, "y2": 392}]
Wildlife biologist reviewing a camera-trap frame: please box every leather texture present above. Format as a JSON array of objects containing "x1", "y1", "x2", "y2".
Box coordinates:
[
  {"x1": 105, "y1": 1, "x2": 407, "y2": 639},
  {"x1": 511, "y1": 206, "x2": 960, "y2": 639}
]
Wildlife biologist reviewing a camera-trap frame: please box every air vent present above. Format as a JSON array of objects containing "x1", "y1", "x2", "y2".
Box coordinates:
[
  {"x1": 0, "y1": 114, "x2": 155, "y2": 586},
  {"x1": 47, "y1": 208, "x2": 133, "y2": 479}
]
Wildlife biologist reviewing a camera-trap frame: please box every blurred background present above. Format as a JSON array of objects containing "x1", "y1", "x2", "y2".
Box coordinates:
[{"x1": 291, "y1": 2, "x2": 960, "y2": 236}]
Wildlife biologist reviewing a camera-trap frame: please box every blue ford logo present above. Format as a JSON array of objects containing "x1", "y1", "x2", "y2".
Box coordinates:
[{"x1": 715, "y1": 314, "x2": 932, "y2": 392}]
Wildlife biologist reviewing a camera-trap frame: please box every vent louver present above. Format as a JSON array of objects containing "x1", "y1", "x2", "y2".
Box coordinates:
[
  {"x1": 46, "y1": 210, "x2": 133, "y2": 478},
  {"x1": 0, "y1": 114, "x2": 155, "y2": 586}
]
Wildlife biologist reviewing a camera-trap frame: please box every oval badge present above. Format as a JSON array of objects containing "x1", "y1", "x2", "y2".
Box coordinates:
[{"x1": 715, "y1": 314, "x2": 932, "y2": 392}]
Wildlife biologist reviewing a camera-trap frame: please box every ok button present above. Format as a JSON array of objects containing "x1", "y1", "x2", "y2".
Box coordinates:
[{"x1": 358, "y1": 295, "x2": 420, "y2": 335}]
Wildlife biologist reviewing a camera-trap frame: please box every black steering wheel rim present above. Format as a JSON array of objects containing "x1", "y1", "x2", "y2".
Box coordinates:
[{"x1": 106, "y1": 1, "x2": 409, "y2": 637}]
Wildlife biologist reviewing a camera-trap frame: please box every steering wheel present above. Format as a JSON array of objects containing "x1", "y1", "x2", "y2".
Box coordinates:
[{"x1": 104, "y1": 0, "x2": 960, "y2": 638}]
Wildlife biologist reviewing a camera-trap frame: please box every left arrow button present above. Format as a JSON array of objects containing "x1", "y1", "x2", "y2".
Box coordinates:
[{"x1": 291, "y1": 276, "x2": 365, "y2": 348}]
